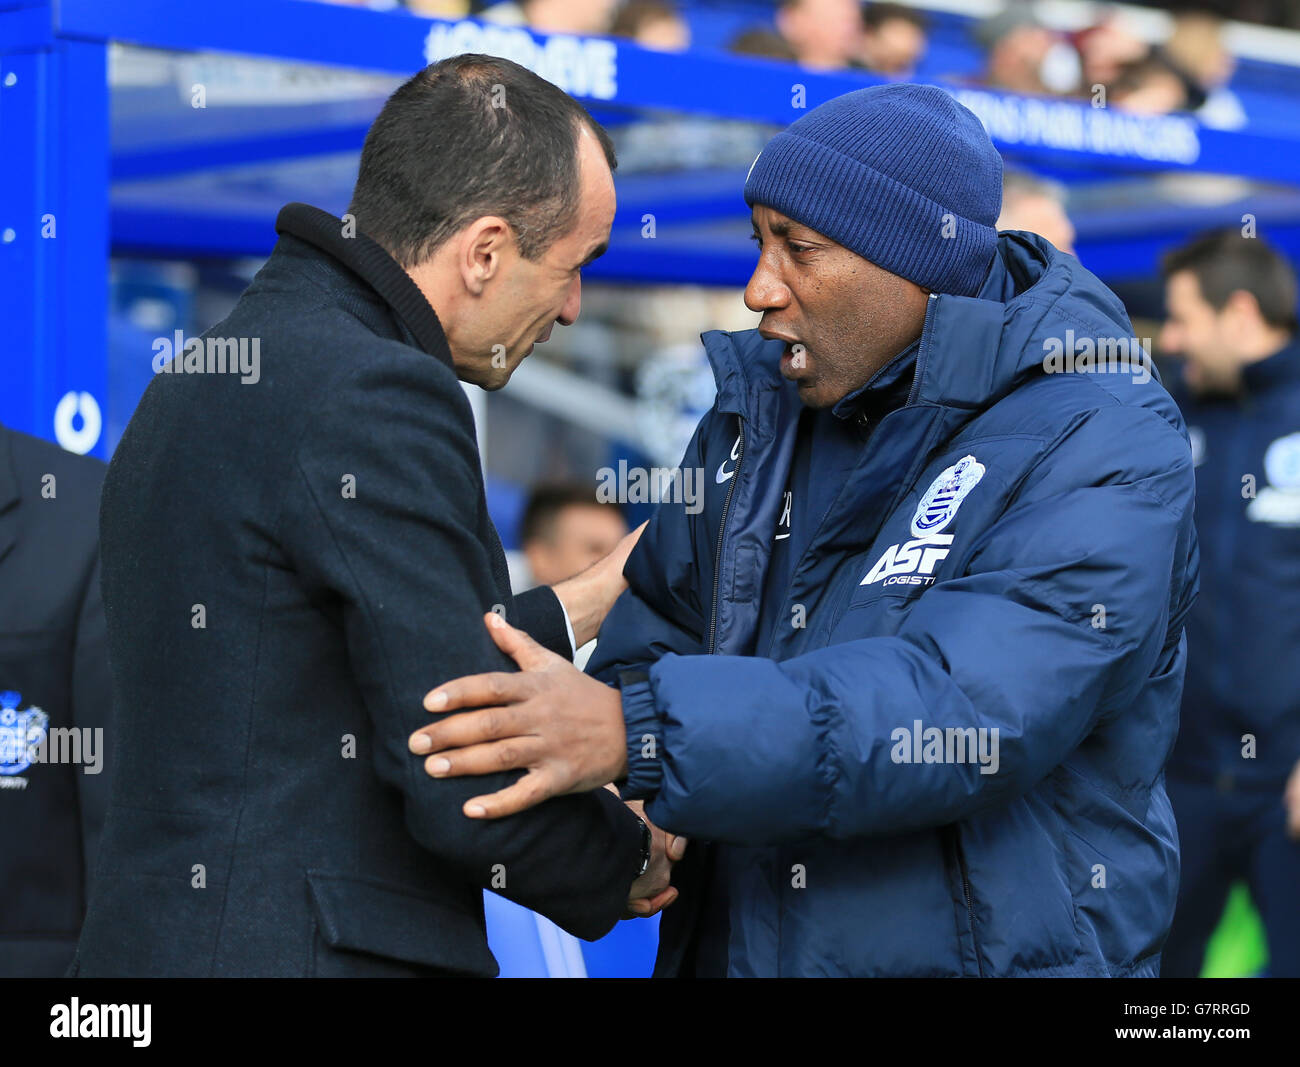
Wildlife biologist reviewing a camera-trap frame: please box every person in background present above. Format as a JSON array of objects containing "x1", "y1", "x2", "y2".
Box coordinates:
[
  {"x1": 1072, "y1": 14, "x2": 1151, "y2": 98},
  {"x1": 1157, "y1": 229, "x2": 1300, "y2": 978},
  {"x1": 775, "y1": 0, "x2": 864, "y2": 72},
  {"x1": 1163, "y1": 11, "x2": 1246, "y2": 129},
  {"x1": 857, "y1": 2, "x2": 928, "y2": 79},
  {"x1": 480, "y1": 0, "x2": 617, "y2": 35},
  {"x1": 1107, "y1": 52, "x2": 1198, "y2": 115},
  {"x1": 997, "y1": 169, "x2": 1076, "y2": 256},
  {"x1": 518, "y1": 485, "x2": 630, "y2": 591},
  {"x1": 610, "y1": 0, "x2": 690, "y2": 51},
  {"x1": 728, "y1": 26, "x2": 798, "y2": 63},
  {"x1": 976, "y1": 4, "x2": 1076, "y2": 96},
  {"x1": 0, "y1": 422, "x2": 113, "y2": 977},
  {"x1": 406, "y1": 1, "x2": 473, "y2": 15}
]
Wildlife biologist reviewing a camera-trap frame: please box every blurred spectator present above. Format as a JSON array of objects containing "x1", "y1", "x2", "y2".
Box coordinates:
[
  {"x1": 0, "y1": 423, "x2": 114, "y2": 977},
  {"x1": 1164, "y1": 11, "x2": 1247, "y2": 128},
  {"x1": 997, "y1": 169, "x2": 1075, "y2": 255},
  {"x1": 728, "y1": 27, "x2": 798, "y2": 62},
  {"x1": 775, "y1": 0, "x2": 864, "y2": 71},
  {"x1": 610, "y1": 0, "x2": 690, "y2": 51},
  {"x1": 1072, "y1": 14, "x2": 1150, "y2": 93},
  {"x1": 857, "y1": 2, "x2": 928, "y2": 78},
  {"x1": 1107, "y1": 52, "x2": 1198, "y2": 114},
  {"x1": 976, "y1": 4, "x2": 1080, "y2": 95},
  {"x1": 480, "y1": 0, "x2": 617, "y2": 35},
  {"x1": 1075, "y1": 11, "x2": 1244, "y2": 122},
  {"x1": 405, "y1": 0, "x2": 471, "y2": 14},
  {"x1": 509, "y1": 485, "x2": 628, "y2": 670},
  {"x1": 517, "y1": 484, "x2": 628, "y2": 589},
  {"x1": 1157, "y1": 229, "x2": 1300, "y2": 977}
]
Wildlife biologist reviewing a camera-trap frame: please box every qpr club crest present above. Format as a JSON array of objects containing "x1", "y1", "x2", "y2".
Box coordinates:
[
  {"x1": 911, "y1": 455, "x2": 985, "y2": 537},
  {"x1": 1247, "y1": 432, "x2": 1300, "y2": 526},
  {"x1": 0, "y1": 690, "x2": 48, "y2": 776}
]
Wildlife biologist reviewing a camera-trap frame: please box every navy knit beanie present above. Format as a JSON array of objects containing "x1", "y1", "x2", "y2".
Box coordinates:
[{"x1": 744, "y1": 84, "x2": 1003, "y2": 297}]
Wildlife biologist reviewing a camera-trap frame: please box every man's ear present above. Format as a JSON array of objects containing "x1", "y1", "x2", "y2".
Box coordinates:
[
  {"x1": 457, "y1": 216, "x2": 512, "y2": 296},
  {"x1": 1223, "y1": 288, "x2": 1263, "y2": 327}
]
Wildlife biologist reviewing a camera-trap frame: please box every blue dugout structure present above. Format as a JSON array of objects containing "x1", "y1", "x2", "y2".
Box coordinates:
[{"x1": 2, "y1": 0, "x2": 1298, "y2": 973}]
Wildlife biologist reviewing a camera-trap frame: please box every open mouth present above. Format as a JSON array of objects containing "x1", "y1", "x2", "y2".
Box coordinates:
[
  {"x1": 778, "y1": 341, "x2": 809, "y2": 377},
  {"x1": 760, "y1": 327, "x2": 804, "y2": 376}
]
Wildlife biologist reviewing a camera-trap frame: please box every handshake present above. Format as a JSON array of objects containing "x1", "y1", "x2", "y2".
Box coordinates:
[{"x1": 611, "y1": 786, "x2": 688, "y2": 920}]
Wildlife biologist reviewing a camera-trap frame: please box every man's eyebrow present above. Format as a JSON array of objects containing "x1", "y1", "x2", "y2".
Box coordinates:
[
  {"x1": 750, "y1": 216, "x2": 792, "y2": 238},
  {"x1": 578, "y1": 241, "x2": 608, "y2": 268}
]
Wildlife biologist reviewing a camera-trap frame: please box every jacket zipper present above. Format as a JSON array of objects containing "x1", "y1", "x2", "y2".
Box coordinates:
[
  {"x1": 783, "y1": 298, "x2": 940, "y2": 649},
  {"x1": 904, "y1": 293, "x2": 939, "y2": 408},
  {"x1": 707, "y1": 420, "x2": 744, "y2": 654},
  {"x1": 948, "y1": 825, "x2": 984, "y2": 977}
]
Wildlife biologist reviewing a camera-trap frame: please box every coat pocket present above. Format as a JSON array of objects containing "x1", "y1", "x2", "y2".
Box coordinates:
[{"x1": 305, "y1": 870, "x2": 498, "y2": 978}]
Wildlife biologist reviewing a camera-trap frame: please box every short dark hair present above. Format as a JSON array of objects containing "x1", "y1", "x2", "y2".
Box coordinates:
[
  {"x1": 348, "y1": 54, "x2": 616, "y2": 268},
  {"x1": 520, "y1": 484, "x2": 623, "y2": 546},
  {"x1": 862, "y1": 3, "x2": 928, "y2": 32},
  {"x1": 1162, "y1": 229, "x2": 1299, "y2": 333},
  {"x1": 611, "y1": 0, "x2": 681, "y2": 38}
]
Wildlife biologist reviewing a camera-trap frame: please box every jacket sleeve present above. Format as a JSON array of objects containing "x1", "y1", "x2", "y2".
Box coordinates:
[
  {"x1": 623, "y1": 405, "x2": 1198, "y2": 845},
  {"x1": 282, "y1": 346, "x2": 642, "y2": 940},
  {"x1": 512, "y1": 585, "x2": 573, "y2": 661}
]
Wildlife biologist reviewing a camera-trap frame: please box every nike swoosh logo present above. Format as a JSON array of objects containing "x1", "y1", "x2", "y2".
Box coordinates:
[{"x1": 716, "y1": 432, "x2": 742, "y2": 484}]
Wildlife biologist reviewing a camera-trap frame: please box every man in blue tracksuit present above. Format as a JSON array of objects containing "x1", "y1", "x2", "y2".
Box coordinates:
[
  {"x1": 411, "y1": 85, "x2": 1199, "y2": 977},
  {"x1": 1155, "y1": 229, "x2": 1300, "y2": 977}
]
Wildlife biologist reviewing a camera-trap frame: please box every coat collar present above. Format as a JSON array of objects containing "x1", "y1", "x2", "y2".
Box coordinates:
[
  {"x1": 1241, "y1": 333, "x2": 1300, "y2": 394},
  {"x1": 274, "y1": 203, "x2": 455, "y2": 372}
]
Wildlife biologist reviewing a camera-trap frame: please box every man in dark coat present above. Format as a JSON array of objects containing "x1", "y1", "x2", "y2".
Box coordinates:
[
  {"x1": 0, "y1": 423, "x2": 113, "y2": 976},
  {"x1": 73, "y1": 55, "x2": 674, "y2": 978}
]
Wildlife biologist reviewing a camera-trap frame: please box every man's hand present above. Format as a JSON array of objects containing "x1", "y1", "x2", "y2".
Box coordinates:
[
  {"x1": 624, "y1": 797, "x2": 688, "y2": 919},
  {"x1": 552, "y1": 521, "x2": 647, "y2": 648},
  {"x1": 1286, "y1": 759, "x2": 1300, "y2": 841},
  {"x1": 410, "y1": 612, "x2": 628, "y2": 818}
]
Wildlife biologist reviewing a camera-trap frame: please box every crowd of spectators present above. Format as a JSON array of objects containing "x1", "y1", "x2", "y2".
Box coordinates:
[{"x1": 311, "y1": 1, "x2": 1285, "y2": 127}]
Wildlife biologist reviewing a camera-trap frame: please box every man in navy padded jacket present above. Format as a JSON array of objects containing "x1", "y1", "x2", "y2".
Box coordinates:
[{"x1": 411, "y1": 85, "x2": 1199, "y2": 977}]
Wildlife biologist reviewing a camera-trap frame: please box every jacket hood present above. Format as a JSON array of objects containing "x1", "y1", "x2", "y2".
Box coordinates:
[{"x1": 702, "y1": 231, "x2": 1145, "y2": 418}]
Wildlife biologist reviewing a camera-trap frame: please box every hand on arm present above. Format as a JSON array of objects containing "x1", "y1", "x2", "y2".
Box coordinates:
[
  {"x1": 411, "y1": 612, "x2": 630, "y2": 815},
  {"x1": 408, "y1": 613, "x2": 688, "y2": 915}
]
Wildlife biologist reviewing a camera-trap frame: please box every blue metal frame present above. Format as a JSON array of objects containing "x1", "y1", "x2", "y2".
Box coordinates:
[{"x1": 1, "y1": 2, "x2": 109, "y2": 457}]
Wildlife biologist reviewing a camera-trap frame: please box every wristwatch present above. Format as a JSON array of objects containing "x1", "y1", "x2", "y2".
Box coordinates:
[{"x1": 631, "y1": 811, "x2": 652, "y2": 878}]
